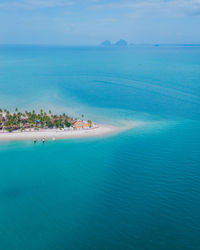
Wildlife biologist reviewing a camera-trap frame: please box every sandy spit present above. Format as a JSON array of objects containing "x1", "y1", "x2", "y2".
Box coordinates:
[{"x1": 0, "y1": 122, "x2": 145, "y2": 142}]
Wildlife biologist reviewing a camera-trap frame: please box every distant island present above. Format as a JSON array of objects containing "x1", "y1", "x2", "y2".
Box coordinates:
[
  {"x1": 101, "y1": 40, "x2": 112, "y2": 46},
  {"x1": 101, "y1": 39, "x2": 129, "y2": 47},
  {"x1": 114, "y1": 40, "x2": 128, "y2": 46},
  {"x1": 0, "y1": 108, "x2": 119, "y2": 142}
]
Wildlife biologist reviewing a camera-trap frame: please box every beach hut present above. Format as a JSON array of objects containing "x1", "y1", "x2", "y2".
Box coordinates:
[
  {"x1": 24, "y1": 124, "x2": 31, "y2": 129},
  {"x1": 73, "y1": 121, "x2": 90, "y2": 129}
]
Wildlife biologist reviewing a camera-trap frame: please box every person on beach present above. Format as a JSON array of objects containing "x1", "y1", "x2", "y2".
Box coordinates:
[
  {"x1": 42, "y1": 137, "x2": 45, "y2": 143},
  {"x1": 34, "y1": 138, "x2": 37, "y2": 144}
]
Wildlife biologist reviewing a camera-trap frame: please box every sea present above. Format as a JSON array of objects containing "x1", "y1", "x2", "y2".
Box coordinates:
[{"x1": 0, "y1": 45, "x2": 200, "y2": 250}]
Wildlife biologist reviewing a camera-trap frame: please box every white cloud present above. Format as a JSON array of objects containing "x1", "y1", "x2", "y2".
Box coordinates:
[
  {"x1": 0, "y1": 0, "x2": 200, "y2": 16},
  {"x1": 90, "y1": 0, "x2": 200, "y2": 16},
  {"x1": 0, "y1": 0, "x2": 75, "y2": 9}
]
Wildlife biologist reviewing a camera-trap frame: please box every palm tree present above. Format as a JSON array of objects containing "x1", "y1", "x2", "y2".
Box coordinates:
[
  {"x1": 88, "y1": 120, "x2": 92, "y2": 127},
  {"x1": 15, "y1": 108, "x2": 18, "y2": 112},
  {"x1": 49, "y1": 110, "x2": 52, "y2": 114}
]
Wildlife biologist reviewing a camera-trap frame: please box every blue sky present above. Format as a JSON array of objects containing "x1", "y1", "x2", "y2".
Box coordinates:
[{"x1": 0, "y1": 0, "x2": 200, "y2": 45}]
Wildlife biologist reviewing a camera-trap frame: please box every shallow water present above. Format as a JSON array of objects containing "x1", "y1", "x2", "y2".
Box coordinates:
[{"x1": 0, "y1": 45, "x2": 200, "y2": 250}]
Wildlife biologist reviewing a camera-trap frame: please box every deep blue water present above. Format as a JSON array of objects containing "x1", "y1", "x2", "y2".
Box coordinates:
[{"x1": 0, "y1": 45, "x2": 200, "y2": 250}]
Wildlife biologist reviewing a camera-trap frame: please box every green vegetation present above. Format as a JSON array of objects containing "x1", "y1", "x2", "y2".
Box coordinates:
[
  {"x1": 88, "y1": 120, "x2": 92, "y2": 128},
  {"x1": 0, "y1": 108, "x2": 81, "y2": 132}
]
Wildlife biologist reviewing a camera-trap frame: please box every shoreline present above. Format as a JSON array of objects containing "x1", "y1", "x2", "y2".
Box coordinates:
[
  {"x1": 0, "y1": 122, "x2": 145, "y2": 142},
  {"x1": 0, "y1": 124, "x2": 119, "y2": 142}
]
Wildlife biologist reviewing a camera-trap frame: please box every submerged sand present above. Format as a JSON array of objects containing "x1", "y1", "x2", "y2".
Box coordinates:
[{"x1": 0, "y1": 122, "x2": 145, "y2": 142}]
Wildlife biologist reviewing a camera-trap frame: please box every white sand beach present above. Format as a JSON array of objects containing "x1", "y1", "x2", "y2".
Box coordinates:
[
  {"x1": 0, "y1": 122, "x2": 144, "y2": 142},
  {"x1": 0, "y1": 124, "x2": 118, "y2": 142}
]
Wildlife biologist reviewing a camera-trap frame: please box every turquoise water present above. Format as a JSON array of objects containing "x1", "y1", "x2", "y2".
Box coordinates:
[{"x1": 0, "y1": 45, "x2": 200, "y2": 250}]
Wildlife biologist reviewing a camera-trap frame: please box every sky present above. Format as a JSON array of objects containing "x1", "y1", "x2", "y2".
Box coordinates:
[{"x1": 0, "y1": 0, "x2": 200, "y2": 45}]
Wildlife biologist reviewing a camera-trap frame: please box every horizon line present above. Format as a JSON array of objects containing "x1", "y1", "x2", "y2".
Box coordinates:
[{"x1": 0, "y1": 43, "x2": 200, "y2": 47}]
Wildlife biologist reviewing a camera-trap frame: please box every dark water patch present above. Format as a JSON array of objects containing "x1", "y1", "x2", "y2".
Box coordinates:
[{"x1": 0, "y1": 187, "x2": 25, "y2": 200}]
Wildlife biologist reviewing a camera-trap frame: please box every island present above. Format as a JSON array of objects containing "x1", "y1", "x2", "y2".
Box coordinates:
[
  {"x1": 100, "y1": 39, "x2": 129, "y2": 47},
  {"x1": 0, "y1": 108, "x2": 119, "y2": 142},
  {"x1": 114, "y1": 40, "x2": 128, "y2": 47},
  {"x1": 100, "y1": 40, "x2": 112, "y2": 46}
]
